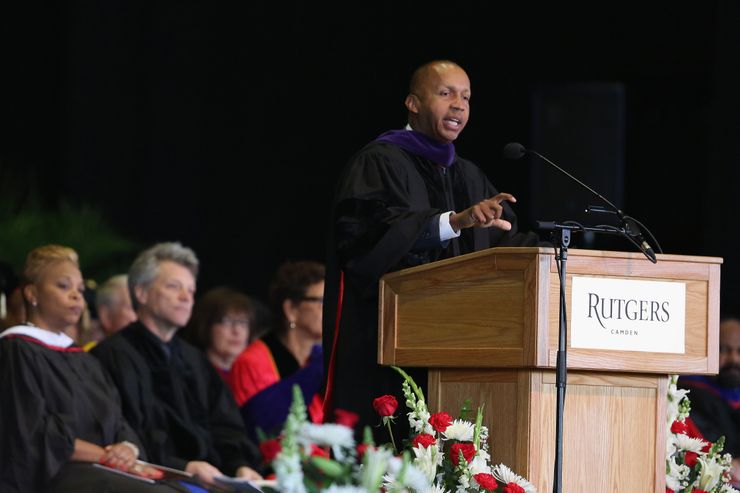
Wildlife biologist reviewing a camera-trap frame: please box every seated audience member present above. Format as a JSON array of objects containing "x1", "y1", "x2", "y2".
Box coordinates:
[
  {"x1": 0, "y1": 263, "x2": 26, "y2": 330},
  {"x1": 91, "y1": 242, "x2": 262, "y2": 490},
  {"x1": 182, "y1": 286, "x2": 253, "y2": 381},
  {"x1": 679, "y1": 315, "x2": 740, "y2": 485},
  {"x1": 0, "y1": 244, "x2": 184, "y2": 492},
  {"x1": 83, "y1": 274, "x2": 137, "y2": 351},
  {"x1": 229, "y1": 260, "x2": 325, "y2": 439},
  {"x1": 97, "y1": 274, "x2": 137, "y2": 336}
]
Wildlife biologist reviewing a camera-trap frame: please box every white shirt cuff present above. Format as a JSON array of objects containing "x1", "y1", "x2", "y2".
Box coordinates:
[{"x1": 439, "y1": 211, "x2": 461, "y2": 241}]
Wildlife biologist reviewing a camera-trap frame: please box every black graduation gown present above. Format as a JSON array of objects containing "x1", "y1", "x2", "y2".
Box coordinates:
[
  {"x1": 322, "y1": 140, "x2": 542, "y2": 440},
  {"x1": 0, "y1": 332, "x2": 150, "y2": 492},
  {"x1": 677, "y1": 379, "x2": 740, "y2": 457},
  {"x1": 90, "y1": 322, "x2": 261, "y2": 475}
]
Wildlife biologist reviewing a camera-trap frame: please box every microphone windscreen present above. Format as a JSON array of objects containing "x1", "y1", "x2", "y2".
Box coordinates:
[{"x1": 503, "y1": 142, "x2": 526, "y2": 160}]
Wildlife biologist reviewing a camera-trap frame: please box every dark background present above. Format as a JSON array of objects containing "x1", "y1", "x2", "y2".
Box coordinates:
[{"x1": 3, "y1": 2, "x2": 740, "y2": 311}]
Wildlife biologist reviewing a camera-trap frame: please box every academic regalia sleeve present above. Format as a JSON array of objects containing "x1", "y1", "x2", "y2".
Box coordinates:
[
  {"x1": 228, "y1": 340, "x2": 279, "y2": 407},
  {"x1": 239, "y1": 345, "x2": 324, "y2": 438},
  {"x1": 91, "y1": 340, "x2": 149, "y2": 439},
  {"x1": 679, "y1": 384, "x2": 740, "y2": 457},
  {"x1": 96, "y1": 361, "x2": 148, "y2": 460},
  {"x1": 0, "y1": 339, "x2": 75, "y2": 491},
  {"x1": 204, "y1": 360, "x2": 262, "y2": 475},
  {"x1": 333, "y1": 147, "x2": 441, "y2": 294},
  {"x1": 91, "y1": 337, "x2": 178, "y2": 467}
]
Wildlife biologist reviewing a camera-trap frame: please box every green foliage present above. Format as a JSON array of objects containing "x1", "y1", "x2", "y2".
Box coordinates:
[
  {"x1": 0, "y1": 201, "x2": 139, "y2": 284},
  {"x1": 458, "y1": 398, "x2": 473, "y2": 421},
  {"x1": 362, "y1": 426, "x2": 375, "y2": 447}
]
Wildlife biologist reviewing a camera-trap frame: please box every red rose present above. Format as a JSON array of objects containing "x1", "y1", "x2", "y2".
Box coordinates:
[
  {"x1": 684, "y1": 451, "x2": 699, "y2": 467},
  {"x1": 310, "y1": 444, "x2": 329, "y2": 458},
  {"x1": 259, "y1": 438, "x2": 282, "y2": 463},
  {"x1": 412, "y1": 433, "x2": 437, "y2": 449},
  {"x1": 670, "y1": 420, "x2": 688, "y2": 435},
  {"x1": 334, "y1": 408, "x2": 360, "y2": 429},
  {"x1": 502, "y1": 483, "x2": 525, "y2": 493},
  {"x1": 473, "y1": 473, "x2": 498, "y2": 491},
  {"x1": 429, "y1": 412, "x2": 453, "y2": 433},
  {"x1": 691, "y1": 490, "x2": 709, "y2": 493},
  {"x1": 666, "y1": 489, "x2": 674, "y2": 493},
  {"x1": 449, "y1": 443, "x2": 476, "y2": 466},
  {"x1": 372, "y1": 395, "x2": 398, "y2": 417}
]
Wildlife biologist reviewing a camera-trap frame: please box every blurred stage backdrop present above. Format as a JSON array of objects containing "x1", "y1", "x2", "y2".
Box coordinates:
[{"x1": 2, "y1": 2, "x2": 740, "y2": 311}]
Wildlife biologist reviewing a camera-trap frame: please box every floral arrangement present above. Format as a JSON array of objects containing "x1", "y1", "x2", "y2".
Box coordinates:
[
  {"x1": 665, "y1": 375, "x2": 738, "y2": 493},
  {"x1": 258, "y1": 366, "x2": 536, "y2": 493},
  {"x1": 384, "y1": 366, "x2": 536, "y2": 493}
]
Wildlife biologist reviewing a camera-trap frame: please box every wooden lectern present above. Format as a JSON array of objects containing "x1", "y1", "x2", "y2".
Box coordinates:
[{"x1": 378, "y1": 247, "x2": 721, "y2": 492}]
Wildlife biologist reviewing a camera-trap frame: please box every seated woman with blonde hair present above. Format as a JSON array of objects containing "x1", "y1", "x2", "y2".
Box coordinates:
[{"x1": 0, "y1": 245, "x2": 185, "y2": 492}]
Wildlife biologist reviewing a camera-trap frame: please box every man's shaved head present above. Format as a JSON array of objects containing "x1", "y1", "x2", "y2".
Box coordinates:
[
  {"x1": 405, "y1": 60, "x2": 470, "y2": 144},
  {"x1": 409, "y1": 60, "x2": 463, "y2": 95}
]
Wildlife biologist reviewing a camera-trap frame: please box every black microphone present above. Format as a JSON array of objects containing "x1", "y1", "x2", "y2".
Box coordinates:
[
  {"x1": 624, "y1": 218, "x2": 657, "y2": 263},
  {"x1": 504, "y1": 142, "x2": 659, "y2": 263},
  {"x1": 504, "y1": 142, "x2": 621, "y2": 213}
]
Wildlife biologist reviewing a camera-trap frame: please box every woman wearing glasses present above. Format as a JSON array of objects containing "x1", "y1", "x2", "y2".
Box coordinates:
[
  {"x1": 182, "y1": 287, "x2": 254, "y2": 382},
  {"x1": 228, "y1": 261, "x2": 325, "y2": 439}
]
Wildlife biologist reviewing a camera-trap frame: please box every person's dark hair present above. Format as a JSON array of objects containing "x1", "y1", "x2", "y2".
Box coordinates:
[
  {"x1": 268, "y1": 260, "x2": 325, "y2": 336},
  {"x1": 183, "y1": 286, "x2": 253, "y2": 350}
]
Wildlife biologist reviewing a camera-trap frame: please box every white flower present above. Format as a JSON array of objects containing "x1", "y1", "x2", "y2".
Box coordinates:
[
  {"x1": 666, "y1": 381, "x2": 690, "y2": 424},
  {"x1": 666, "y1": 432, "x2": 678, "y2": 457},
  {"x1": 409, "y1": 409, "x2": 434, "y2": 434},
  {"x1": 442, "y1": 419, "x2": 475, "y2": 441},
  {"x1": 468, "y1": 454, "x2": 492, "y2": 475},
  {"x1": 322, "y1": 486, "x2": 369, "y2": 493},
  {"x1": 273, "y1": 452, "x2": 306, "y2": 493},
  {"x1": 696, "y1": 454, "x2": 725, "y2": 491},
  {"x1": 424, "y1": 483, "x2": 448, "y2": 493},
  {"x1": 360, "y1": 447, "x2": 394, "y2": 490},
  {"x1": 299, "y1": 423, "x2": 354, "y2": 449},
  {"x1": 666, "y1": 456, "x2": 691, "y2": 491},
  {"x1": 383, "y1": 455, "x2": 430, "y2": 492},
  {"x1": 673, "y1": 433, "x2": 707, "y2": 453},
  {"x1": 411, "y1": 441, "x2": 443, "y2": 482},
  {"x1": 454, "y1": 473, "x2": 470, "y2": 493},
  {"x1": 478, "y1": 426, "x2": 490, "y2": 451},
  {"x1": 665, "y1": 472, "x2": 683, "y2": 491},
  {"x1": 492, "y1": 463, "x2": 538, "y2": 493}
]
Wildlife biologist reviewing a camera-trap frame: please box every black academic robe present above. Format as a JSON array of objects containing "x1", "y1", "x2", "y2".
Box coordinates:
[
  {"x1": 90, "y1": 322, "x2": 261, "y2": 475},
  {"x1": 0, "y1": 333, "x2": 145, "y2": 492},
  {"x1": 678, "y1": 378, "x2": 740, "y2": 457},
  {"x1": 322, "y1": 140, "x2": 542, "y2": 440}
]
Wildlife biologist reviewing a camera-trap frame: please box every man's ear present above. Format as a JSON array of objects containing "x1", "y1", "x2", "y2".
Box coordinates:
[
  {"x1": 134, "y1": 285, "x2": 148, "y2": 306},
  {"x1": 97, "y1": 305, "x2": 112, "y2": 331},
  {"x1": 405, "y1": 93, "x2": 420, "y2": 114}
]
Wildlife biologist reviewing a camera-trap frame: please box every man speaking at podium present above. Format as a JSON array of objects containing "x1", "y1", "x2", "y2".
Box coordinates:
[{"x1": 322, "y1": 60, "x2": 543, "y2": 439}]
